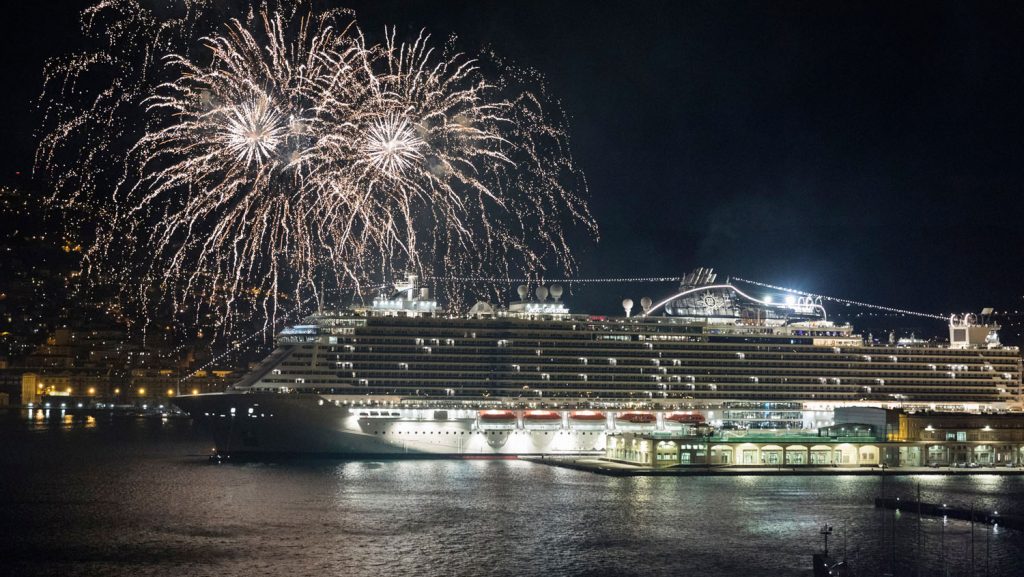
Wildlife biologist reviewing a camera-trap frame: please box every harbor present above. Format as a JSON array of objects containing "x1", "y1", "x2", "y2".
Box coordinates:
[
  {"x1": 524, "y1": 455, "x2": 1024, "y2": 477},
  {"x1": 5, "y1": 408, "x2": 1024, "y2": 577}
]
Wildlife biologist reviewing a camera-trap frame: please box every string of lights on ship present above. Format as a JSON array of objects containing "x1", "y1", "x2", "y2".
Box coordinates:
[{"x1": 176, "y1": 274, "x2": 1024, "y2": 385}]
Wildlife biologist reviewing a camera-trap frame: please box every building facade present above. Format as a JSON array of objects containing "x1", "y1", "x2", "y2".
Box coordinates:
[{"x1": 605, "y1": 408, "x2": 1024, "y2": 468}]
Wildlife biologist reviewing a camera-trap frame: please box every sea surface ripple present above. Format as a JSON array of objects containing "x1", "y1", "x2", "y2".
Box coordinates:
[{"x1": 2, "y1": 409, "x2": 1022, "y2": 577}]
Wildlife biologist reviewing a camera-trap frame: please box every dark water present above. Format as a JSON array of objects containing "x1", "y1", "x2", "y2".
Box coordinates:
[{"x1": 2, "y1": 409, "x2": 1023, "y2": 577}]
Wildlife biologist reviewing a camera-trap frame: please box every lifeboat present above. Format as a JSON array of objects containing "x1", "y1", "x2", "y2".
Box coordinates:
[
  {"x1": 570, "y1": 411, "x2": 606, "y2": 421},
  {"x1": 569, "y1": 411, "x2": 606, "y2": 430},
  {"x1": 615, "y1": 412, "x2": 656, "y2": 428},
  {"x1": 618, "y1": 412, "x2": 656, "y2": 423},
  {"x1": 478, "y1": 410, "x2": 517, "y2": 429},
  {"x1": 665, "y1": 412, "x2": 705, "y2": 424},
  {"x1": 479, "y1": 410, "x2": 516, "y2": 420},
  {"x1": 523, "y1": 410, "x2": 562, "y2": 430}
]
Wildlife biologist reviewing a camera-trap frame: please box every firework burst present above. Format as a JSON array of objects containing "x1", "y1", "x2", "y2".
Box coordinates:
[
  {"x1": 36, "y1": 0, "x2": 597, "y2": 328},
  {"x1": 222, "y1": 96, "x2": 288, "y2": 166},
  {"x1": 362, "y1": 114, "x2": 425, "y2": 177}
]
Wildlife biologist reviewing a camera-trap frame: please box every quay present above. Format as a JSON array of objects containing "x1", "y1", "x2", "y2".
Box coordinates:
[
  {"x1": 874, "y1": 497, "x2": 1023, "y2": 530},
  {"x1": 523, "y1": 456, "x2": 1024, "y2": 477}
]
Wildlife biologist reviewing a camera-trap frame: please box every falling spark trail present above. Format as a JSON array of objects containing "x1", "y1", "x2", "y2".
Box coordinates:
[{"x1": 36, "y1": 0, "x2": 597, "y2": 330}]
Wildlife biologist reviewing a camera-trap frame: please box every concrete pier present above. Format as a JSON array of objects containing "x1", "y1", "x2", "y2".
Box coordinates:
[
  {"x1": 874, "y1": 497, "x2": 1022, "y2": 530},
  {"x1": 523, "y1": 455, "x2": 1024, "y2": 477}
]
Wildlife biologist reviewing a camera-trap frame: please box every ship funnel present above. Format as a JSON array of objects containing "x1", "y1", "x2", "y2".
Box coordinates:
[
  {"x1": 622, "y1": 298, "x2": 634, "y2": 318},
  {"x1": 420, "y1": 287, "x2": 430, "y2": 300},
  {"x1": 550, "y1": 284, "x2": 563, "y2": 301},
  {"x1": 517, "y1": 284, "x2": 528, "y2": 301},
  {"x1": 536, "y1": 285, "x2": 549, "y2": 301}
]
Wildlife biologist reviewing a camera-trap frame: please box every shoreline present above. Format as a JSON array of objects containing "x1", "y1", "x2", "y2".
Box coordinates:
[{"x1": 523, "y1": 456, "x2": 1024, "y2": 477}]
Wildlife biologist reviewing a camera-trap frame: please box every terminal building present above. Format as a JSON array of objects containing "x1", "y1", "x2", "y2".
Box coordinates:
[{"x1": 605, "y1": 407, "x2": 1024, "y2": 468}]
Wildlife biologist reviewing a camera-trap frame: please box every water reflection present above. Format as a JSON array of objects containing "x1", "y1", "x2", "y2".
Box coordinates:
[{"x1": 2, "y1": 411, "x2": 1023, "y2": 577}]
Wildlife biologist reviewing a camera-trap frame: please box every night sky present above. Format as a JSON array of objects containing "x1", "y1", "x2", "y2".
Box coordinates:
[{"x1": 3, "y1": 1, "x2": 1024, "y2": 316}]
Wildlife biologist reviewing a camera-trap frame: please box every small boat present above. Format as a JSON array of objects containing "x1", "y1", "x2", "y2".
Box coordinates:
[{"x1": 813, "y1": 554, "x2": 853, "y2": 577}]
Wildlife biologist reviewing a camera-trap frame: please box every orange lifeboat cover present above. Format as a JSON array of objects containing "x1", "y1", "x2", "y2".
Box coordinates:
[
  {"x1": 479, "y1": 410, "x2": 516, "y2": 420},
  {"x1": 666, "y1": 413, "x2": 705, "y2": 423},
  {"x1": 618, "y1": 412, "x2": 656, "y2": 423},
  {"x1": 569, "y1": 411, "x2": 606, "y2": 421},
  {"x1": 524, "y1": 411, "x2": 561, "y2": 421}
]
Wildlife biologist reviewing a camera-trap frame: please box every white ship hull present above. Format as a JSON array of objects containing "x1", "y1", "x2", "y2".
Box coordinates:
[{"x1": 176, "y1": 393, "x2": 610, "y2": 457}]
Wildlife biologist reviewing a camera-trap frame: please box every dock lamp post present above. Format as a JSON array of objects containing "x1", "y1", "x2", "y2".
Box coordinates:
[{"x1": 821, "y1": 524, "x2": 833, "y2": 557}]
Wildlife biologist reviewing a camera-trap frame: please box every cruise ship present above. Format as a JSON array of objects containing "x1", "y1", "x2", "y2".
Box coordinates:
[{"x1": 174, "y1": 269, "x2": 1023, "y2": 457}]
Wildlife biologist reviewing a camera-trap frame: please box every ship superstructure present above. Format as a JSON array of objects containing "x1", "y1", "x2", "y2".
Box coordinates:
[{"x1": 175, "y1": 270, "x2": 1023, "y2": 456}]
